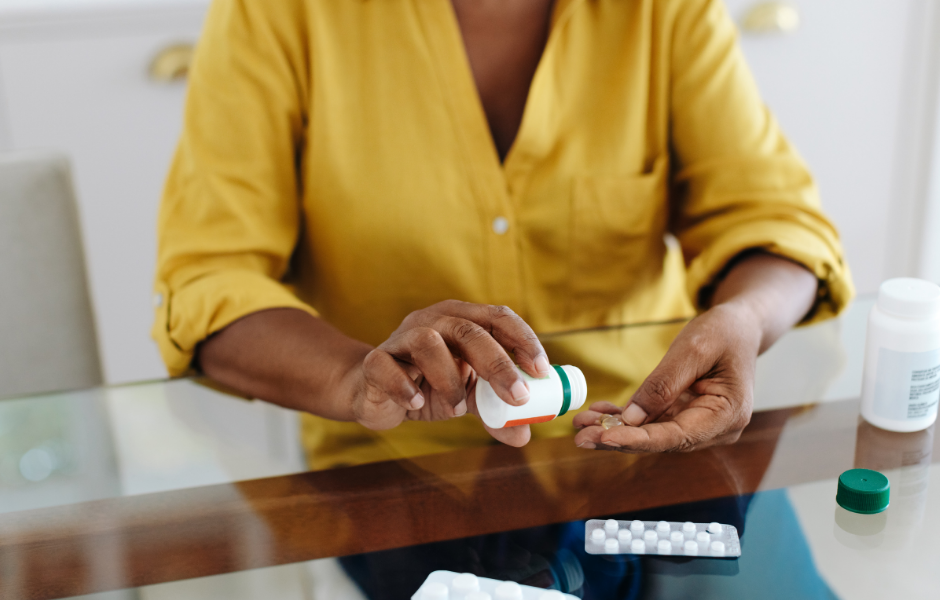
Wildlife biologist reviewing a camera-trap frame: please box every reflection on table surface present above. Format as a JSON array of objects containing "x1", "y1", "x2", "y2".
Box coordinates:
[
  {"x1": 0, "y1": 299, "x2": 869, "y2": 509},
  {"x1": 4, "y1": 296, "x2": 937, "y2": 600}
]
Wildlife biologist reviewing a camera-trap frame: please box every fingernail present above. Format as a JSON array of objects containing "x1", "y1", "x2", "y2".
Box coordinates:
[
  {"x1": 577, "y1": 441, "x2": 596, "y2": 450},
  {"x1": 535, "y1": 355, "x2": 552, "y2": 376},
  {"x1": 510, "y1": 380, "x2": 530, "y2": 404},
  {"x1": 454, "y1": 400, "x2": 467, "y2": 417},
  {"x1": 624, "y1": 403, "x2": 648, "y2": 426},
  {"x1": 602, "y1": 440, "x2": 621, "y2": 449},
  {"x1": 410, "y1": 393, "x2": 425, "y2": 410}
]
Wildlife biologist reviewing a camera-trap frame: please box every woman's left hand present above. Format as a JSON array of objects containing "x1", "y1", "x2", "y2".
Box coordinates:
[{"x1": 573, "y1": 302, "x2": 761, "y2": 452}]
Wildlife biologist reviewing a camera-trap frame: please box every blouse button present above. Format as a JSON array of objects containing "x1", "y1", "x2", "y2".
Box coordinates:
[
  {"x1": 492, "y1": 216, "x2": 509, "y2": 235},
  {"x1": 153, "y1": 293, "x2": 164, "y2": 308}
]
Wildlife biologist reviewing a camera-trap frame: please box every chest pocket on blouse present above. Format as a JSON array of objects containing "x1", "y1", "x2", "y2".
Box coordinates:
[{"x1": 568, "y1": 156, "x2": 669, "y2": 317}]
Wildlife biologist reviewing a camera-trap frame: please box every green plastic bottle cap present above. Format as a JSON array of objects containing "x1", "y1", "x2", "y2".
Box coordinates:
[{"x1": 836, "y1": 468, "x2": 890, "y2": 514}]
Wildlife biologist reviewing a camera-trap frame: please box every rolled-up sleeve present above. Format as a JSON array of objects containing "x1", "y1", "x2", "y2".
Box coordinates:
[
  {"x1": 668, "y1": 0, "x2": 854, "y2": 321},
  {"x1": 152, "y1": 0, "x2": 316, "y2": 376}
]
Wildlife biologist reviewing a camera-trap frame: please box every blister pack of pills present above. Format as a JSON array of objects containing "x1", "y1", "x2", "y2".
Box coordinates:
[
  {"x1": 584, "y1": 519, "x2": 741, "y2": 558},
  {"x1": 412, "y1": 570, "x2": 578, "y2": 600}
]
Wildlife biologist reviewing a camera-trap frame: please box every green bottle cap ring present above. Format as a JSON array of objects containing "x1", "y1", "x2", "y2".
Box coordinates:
[
  {"x1": 836, "y1": 468, "x2": 890, "y2": 514},
  {"x1": 552, "y1": 365, "x2": 572, "y2": 417}
]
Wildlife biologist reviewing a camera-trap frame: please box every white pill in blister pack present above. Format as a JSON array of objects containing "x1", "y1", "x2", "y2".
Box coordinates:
[
  {"x1": 584, "y1": 519, "x2": 741, "y2": 558},
  {"x1": 412, "y1": 571, "x2": 580, "y2": 600},
  {"x1": 452, "y1": 573, "x2": 481, "y2": 594},
  {"x1": 495, "y1": 582, "x2": 523, "y2": 600},
  {"x1": 421, "y1": 582, "x2": 449, "y2": 600}
]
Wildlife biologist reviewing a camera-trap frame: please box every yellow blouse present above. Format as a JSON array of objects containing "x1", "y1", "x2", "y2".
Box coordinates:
[{"x1": 153, "y1": 0, "x2": 854, "y2": 469}]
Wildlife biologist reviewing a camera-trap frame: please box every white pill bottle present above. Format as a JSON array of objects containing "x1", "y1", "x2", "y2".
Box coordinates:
[
  {"x1": 476, "y1": 365, "x2": 587, "y2": 429},
  {"x1": 860, "y1": 278, "x2": 940, "y2": 432}
]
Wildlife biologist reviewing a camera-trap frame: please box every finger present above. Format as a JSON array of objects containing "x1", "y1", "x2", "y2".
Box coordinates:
[
  {"x1": 381, "y1": 327, "x2": 467, "y2": 416},
  {"x1": 457, "y1": 358, "x2": 474, "y2": 386},
  {"x1": 361, "y1": 349, "x2": 424, "y2": 411},
  {"x1": 406, "y1": 376, "x2": 454, "y2": 422},
  {"x1": 574, "y1": 425, "x2": 606, "y2": 449},
  {"x1": 602, "y1": 395, "x2": 734, "y2": 452},
  {"x1": 403, "y1": 358, "x2": 479, "y2": 422},
  {"x1": 624, "y1": 334, "x2": 715, "y2": 426},
  {"x1": 571, "y1": 404, "x2": 623, "y2": 429},
  {"x1": 427, "y1": 300, "x2": 552, "y2": 379},
  {"x1": 467, "y1": 384, "x2": 531, "y2": 447},
  {"x1": 572, "y1": 411, "x2": 605, "y2": 429},
  {"x1": 483, "y1": 421, "x2": 532, "y2": 447},
  {"x1": 426, "y1": 315, "x2": 531, "y2": 408},
  {"x1": 575, "y1": 423, "x2": 741, "y2": 454}
]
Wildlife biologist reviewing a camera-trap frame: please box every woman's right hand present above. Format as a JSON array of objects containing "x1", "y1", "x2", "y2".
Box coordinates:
[{"x1": 341, "y1": 300, "x2": 553, "y2": 445}]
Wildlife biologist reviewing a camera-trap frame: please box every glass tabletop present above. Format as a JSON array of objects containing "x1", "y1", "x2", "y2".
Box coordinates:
[{"x1": 4, "y1": 296, "x2": 936, "y2": 600}]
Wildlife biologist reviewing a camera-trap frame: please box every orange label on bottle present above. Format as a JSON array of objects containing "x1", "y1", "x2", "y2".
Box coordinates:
[{"x1": 505, "y1": 414, "x2": 556, "y2": 427}]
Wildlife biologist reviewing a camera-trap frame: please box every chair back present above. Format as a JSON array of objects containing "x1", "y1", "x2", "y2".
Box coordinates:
[{"x1": 0, "y1": 152, "x2": 103, "y2": 398}]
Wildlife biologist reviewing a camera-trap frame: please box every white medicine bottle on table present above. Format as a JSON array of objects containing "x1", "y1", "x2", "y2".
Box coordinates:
[
  {"x1": 476, "y1": 364, "x2": 587, "y2": 429},
  {"x1": 860, "y1": 278, "x2": 940, "y2": 432}
]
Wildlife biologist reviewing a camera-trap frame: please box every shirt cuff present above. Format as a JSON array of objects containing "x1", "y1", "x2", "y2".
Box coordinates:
[
  {"x1": 151, "y1": 270, "x2": 318, "y2": 377},
  {"x1": 685, "y1": 221, "x2": 856, "y2": 325}
]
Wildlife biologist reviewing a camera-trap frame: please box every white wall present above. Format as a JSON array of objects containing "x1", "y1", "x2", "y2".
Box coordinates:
[
  {"x1": 726, "y1": 0, "x2": 932, "y2": 294},
  {"x1": 0, "y1": 2, "x2": 208, "y2": 383}
]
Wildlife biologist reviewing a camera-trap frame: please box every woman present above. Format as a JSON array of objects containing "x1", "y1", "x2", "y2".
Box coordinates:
[{"x1": 153, "y1": 0, "x2": 853, "y2": 469}]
